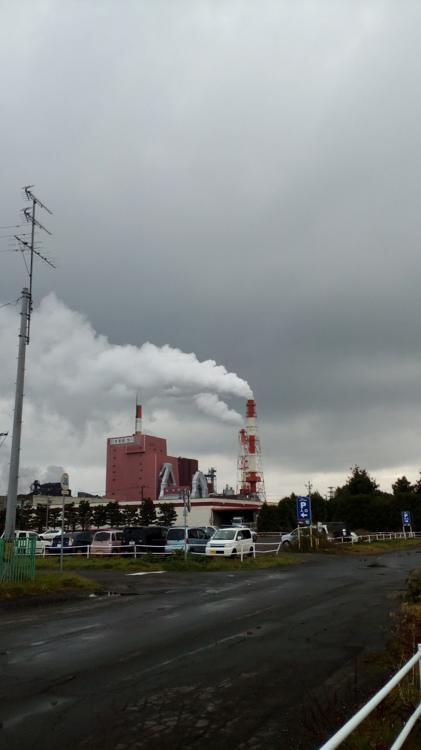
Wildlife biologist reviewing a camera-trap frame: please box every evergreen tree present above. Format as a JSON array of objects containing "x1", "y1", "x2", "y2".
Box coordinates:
[
  {"x1": 412, "y1": 472, "x2": 421, "y2": 495},
  {"x1": 157, "y1": 503, "x2": 177, "y2": 527},
  {"x1": 49, "y1": 508, "x2": 62, "y2": 529},
  {"x1": 338, "y1": 466, "x2": 378, "y2": 496},
  {"x1": 392, "y1": 476, "x2": 413, "y2": 495},
  {"x1": 121, "y1": 505, "x2": 139, "y2": 526},
  {"x1": 64, "y1": 502, "x2": 78, "y2": 532},
  {"x1": 278, "y1": 495, "x2": 297, "y2": 530},
  {"x1": 16, "y1": 505, "x2": 33, "y2": 530},
  {"x1": 257, "y1": 502, "x2": 279, "y2": 532},
  {"x1": 92, "y1": 505, "x2": 108, "y2": 529},
  {"x1": 139, "y1": 498, "x2": 157, "y2": 526},
  {"x1": 105, "y1": 501, "x2": 123, "y2": 528},
  {"x1": 77, "y1": 500, "x2": 92, "y2": 530}
]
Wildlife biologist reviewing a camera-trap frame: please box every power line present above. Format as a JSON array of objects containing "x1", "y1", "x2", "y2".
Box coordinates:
[
  {"x1": 14, "y1": 235, "x2": 56, "y2": 270},
  {"x1": 0, "y1": 224, "x2": 28, "y2": 229},
  {"x1": 0, "y1": 297, "x2": 20, "y2": 310}
]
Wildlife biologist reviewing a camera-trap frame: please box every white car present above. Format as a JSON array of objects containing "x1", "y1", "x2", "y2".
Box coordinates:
[
  {"x1": 38, "y1": 530, "x2": 62, "y2": 547},
  {"x1": 205, "y1": 527, "x2": 255, "y2": 557},
  {"x1": 1, "y1": 530, "x2": 45, "y2": 554},
  {"x1": 280, "y1": 525, "x2": 359, "y2": 548}
]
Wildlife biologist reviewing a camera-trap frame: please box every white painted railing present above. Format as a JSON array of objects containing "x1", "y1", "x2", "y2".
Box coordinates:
[
  {"x1": 319, "y1": 645, "x2": 421, "y2": 750},
  {"x1": 40, "y1": 543, "x2": 173, "y2": 557},
  {"x1": 334, "y1": 531, "x2": 420, "y2": 545},
  {"x1": 40, "y1": 541, "x2": 284, "y2": 560}
]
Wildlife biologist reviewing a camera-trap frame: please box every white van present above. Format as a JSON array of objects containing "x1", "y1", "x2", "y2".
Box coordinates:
[
  {"x1": 1, "y1": 530, "x2": 45, "y2": 554},
  {"x1": 205, "y1": 527, "x2": 255, "y2": 557}
]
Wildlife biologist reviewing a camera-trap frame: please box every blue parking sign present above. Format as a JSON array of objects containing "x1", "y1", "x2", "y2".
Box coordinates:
[
  {"x1": 402, "y1": 511, "x2": 412, "y2": 526},
  {"x1": 296, "y1": 495, "x2": 312, "y2": 525}
]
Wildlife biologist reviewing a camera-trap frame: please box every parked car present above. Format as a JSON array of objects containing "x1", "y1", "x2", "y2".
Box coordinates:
[
  {"x1": 39, "y1": 529, "x2": 62, "y2": 547},
  {"x1": 322, "y1": 522, "x2": 358, "y2": 543},
  {"x1": 90, "y1": 529, "x2": 123, "y2": 555},
  {"x1": 120, "y1": 526, "x2": 168, "y2": 555},
  {"x1": 165, "y1": 526, "x2": 216, "y2": 554},
  {"x1": 47, "y1": 531, "x2": 93, "y2": 554},
  {"x1": 205, "y1": 527, "x2": 255, "y2": 557},
  {"x1": 187, "y1": 527, "x2": 216, "y2": 554},
  {"x1": 280, "y1": 528, "x2": 302, "y2": 548},
  {"x1": 1, "y1": 530, "x2": 45, "y2": 554},
  {"x1": 280, "y1": 524, "x2": 358, "y2": 548},
  {"x1": 222, "y1": 523, "x2": 257, "y2": 542}
]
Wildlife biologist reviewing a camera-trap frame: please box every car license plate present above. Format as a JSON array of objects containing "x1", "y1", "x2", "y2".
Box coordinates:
[{"x1": 210, "y1": 549, "x2": 216, "y2": 555}]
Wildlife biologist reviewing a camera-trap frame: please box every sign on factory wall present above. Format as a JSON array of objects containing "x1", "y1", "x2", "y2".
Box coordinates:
[
  {"x1": 110, "y1": 436, "x2": 135, "y2": 445},
  {"x1": 163, "y1": 485, "x2": 190, "y2": 496}
]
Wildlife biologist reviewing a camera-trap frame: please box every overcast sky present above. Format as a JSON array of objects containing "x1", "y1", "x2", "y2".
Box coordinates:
[{"x1": 1, "y1": 0, "x2": 421, "y2": 499}]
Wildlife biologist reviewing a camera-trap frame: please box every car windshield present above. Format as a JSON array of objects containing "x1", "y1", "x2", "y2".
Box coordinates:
[
  {"x1": 95, "y1": 532, "x2": 110, "y2": 541},
  {"x1": 123, "y1": 528, "x2": 142, "y2": 541},
  {"x1": 167, "y1": 529, "x2": 185, "y2": 541},
  {"x1": 213, "y1": 529, "x2": 236, "y2": 540}
]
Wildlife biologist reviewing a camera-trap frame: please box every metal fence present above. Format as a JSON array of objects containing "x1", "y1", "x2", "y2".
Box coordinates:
[
  {"x1": 319, "y1": 644, "x2": 421, "y2": 749},
  {"x1": 0, "y1": 537, "x2": 36, "y2": 582},
  {"x1": 334, "y1": 531, "x2": 421, "y2": 545},
  {"x1": 40, "y1": 541, "x2": 282, "y2": 560}
]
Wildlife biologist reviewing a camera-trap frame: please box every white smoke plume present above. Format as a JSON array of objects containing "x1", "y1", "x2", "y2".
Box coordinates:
[
  {"x1": 194, "y1": 393, "x2": 243, "y2": 425},
  {"x1": 0, "y1": 294, "x2": 250, "y2": 493},
  {"x1": 41, "y1": 465, "x2": 66, "y2": 483}
]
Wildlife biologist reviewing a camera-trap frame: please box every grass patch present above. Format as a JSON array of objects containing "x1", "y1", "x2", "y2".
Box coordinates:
[
  {"x1": 36, "y1": 551, "x2": 302, "y2": 573},
  {"x1": 327, "y1": 570, "x2": 421, "y2": 749},
  {"x1": 0, "y1": 571, "x2": 102, "y2": 600},
  {"x1": 330, "y1": 538, "x2": 421, "y2": 555}
]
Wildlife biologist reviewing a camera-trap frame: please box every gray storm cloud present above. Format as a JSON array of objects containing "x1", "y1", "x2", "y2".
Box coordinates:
[{"x1": 2, "y1": 1, "x2": 421, "y2": 496}]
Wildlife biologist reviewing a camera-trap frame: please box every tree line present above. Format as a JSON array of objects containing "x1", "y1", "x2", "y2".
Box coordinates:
[
  {"x1": 258, "y1": 466, "x2": 421, "y2": 532},
  {"x1": 0, "y1": 498, "x2": 177, "y2": 534}
]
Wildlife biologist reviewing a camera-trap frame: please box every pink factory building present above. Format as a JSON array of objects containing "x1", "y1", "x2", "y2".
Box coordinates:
[{"x1": 106, "y1": 405, "x2": 198, "y2": 502}]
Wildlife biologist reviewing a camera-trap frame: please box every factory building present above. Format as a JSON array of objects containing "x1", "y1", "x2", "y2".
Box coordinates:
[
  {"x1": 105, "y1": 403, "x2": 260, "y2": 526},
  {"x1": 106, "y1": 405, "x2": 199, "y2": 502}
]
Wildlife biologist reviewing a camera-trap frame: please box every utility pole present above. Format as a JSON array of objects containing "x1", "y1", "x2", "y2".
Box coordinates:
[
  {"x1": 4, "y1": 289, "x2": 30, "y2": 539},
  {"x1": 4, "y1": 187, "x2": 53, "y2": 541}
]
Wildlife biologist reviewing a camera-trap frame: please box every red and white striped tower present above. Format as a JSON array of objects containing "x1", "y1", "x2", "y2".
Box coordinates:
[
  {"x1": 135, "y1": 401, "x2": 142, "y2": 434},
  {"x1": 237, "y1": 398, "x2": 266, "y2": 501}
]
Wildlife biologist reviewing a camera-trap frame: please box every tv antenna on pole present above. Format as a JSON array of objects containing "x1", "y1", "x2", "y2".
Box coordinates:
[{"x1": 18, "y1": 185, "x2": 54, "y2": 342}]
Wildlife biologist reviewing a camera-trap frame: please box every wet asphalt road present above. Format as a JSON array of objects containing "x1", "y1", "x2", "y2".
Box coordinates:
[{"x1": 0, "y1": 550, "x2": 419, "y2": 750}]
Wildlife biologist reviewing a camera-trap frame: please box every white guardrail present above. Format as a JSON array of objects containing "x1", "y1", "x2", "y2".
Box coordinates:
[
  {"x1": 319, "y1": 645, "x2": 421, "y2": 750},
  {"x1": 335, "y1": 531, "x2": 421, "y2": 545},
  {"x1": 37, "y1": 541, "x2": 283, "y2": 559}
]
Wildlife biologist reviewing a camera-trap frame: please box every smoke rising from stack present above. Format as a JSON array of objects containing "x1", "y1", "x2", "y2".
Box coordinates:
[{"x1": 0, "y1": 294, "x2": 252, "y2": 492}]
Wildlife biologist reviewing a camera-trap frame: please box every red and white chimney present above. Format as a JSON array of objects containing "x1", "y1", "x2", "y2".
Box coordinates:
[
  {"x1": 135, "y1": 403, "x2": 142, "y2": 434},
  {"x1": 237, "y1": 398, "x2": 266, "y2": 501}
]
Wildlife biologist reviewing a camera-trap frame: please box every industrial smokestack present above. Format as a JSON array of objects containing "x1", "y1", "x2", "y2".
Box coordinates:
[
  {"x1": 237, "y1": 398, "x2": 266, "y2": 501},
  {"x1": 135, "y1": 403, "x2": 142, "y2": 434}
]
